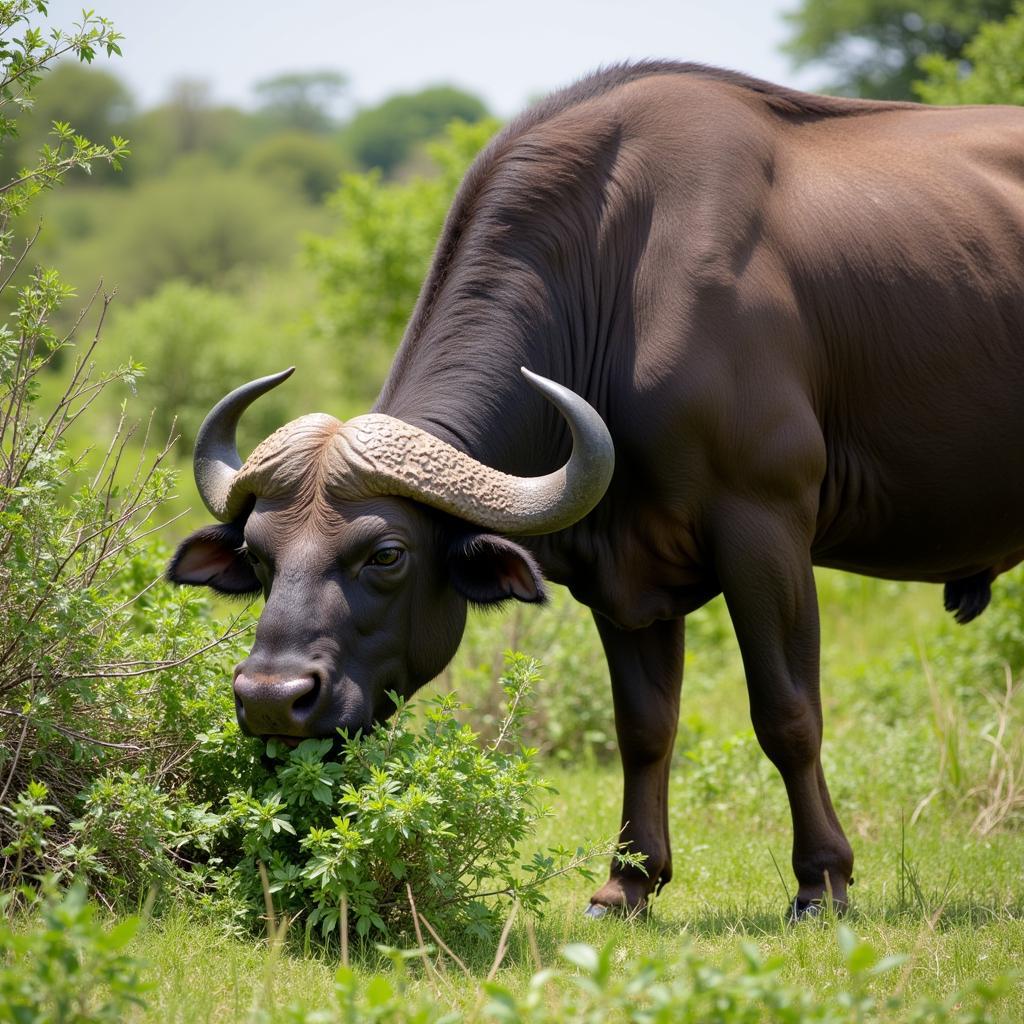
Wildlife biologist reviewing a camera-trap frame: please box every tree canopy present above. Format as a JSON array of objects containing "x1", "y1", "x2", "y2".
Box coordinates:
[
  {"x1": 915, "y1": 1, "x2": 1024, "y2": 103},
  {"x1": 342, "y1": 85, "x2": 489, "y2": 176},
  {"x1": 783, "y1": 0, "x2": 1015, "y2": 98},
  {"x1": 253, "y1": 70, "x2": 349, "y2": 133}
]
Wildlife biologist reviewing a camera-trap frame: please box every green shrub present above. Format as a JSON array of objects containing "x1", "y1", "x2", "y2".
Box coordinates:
[
  {"x1": 0, "y1": 2, "x2": 256, "y2": 901},
  {"x1": 194, "y1": 656, "x2": 628, "y2": 948},
  {"x1": 916, "y1": 2, "x2": 1024, "y2": 105},
  {"x1": 243, "y1": 131, "x2": 351, "y2": 203},
  {"x1": 341, "y1": 86, "x2": 489, "y2": 175}
]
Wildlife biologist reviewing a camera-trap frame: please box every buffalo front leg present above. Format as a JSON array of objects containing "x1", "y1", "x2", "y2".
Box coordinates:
[
  {"x1": 587, "y1": 613, "x2": 684, "y2": 916},
  {"x1": 714, "y1": 504, "x2": 854, "y2": 916}
]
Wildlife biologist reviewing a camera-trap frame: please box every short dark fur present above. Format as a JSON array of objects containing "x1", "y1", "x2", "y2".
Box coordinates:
[{"x1": 173, "y1": 62, "x2": 1024, "y2": 917}]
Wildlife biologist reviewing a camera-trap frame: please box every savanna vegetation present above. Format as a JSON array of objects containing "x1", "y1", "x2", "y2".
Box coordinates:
[{"x1": 1, "y1": 0, "x2": 1023, "y2": 1019}]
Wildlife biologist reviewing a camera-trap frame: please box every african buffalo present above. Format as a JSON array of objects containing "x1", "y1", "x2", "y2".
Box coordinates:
[{"x1": 169, "y1": 62, "x2": 1024, "y2": 918}]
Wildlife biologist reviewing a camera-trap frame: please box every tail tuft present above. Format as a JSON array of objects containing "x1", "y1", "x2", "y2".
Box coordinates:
[{"x1": 943, "y1": 571, "x2": 992, "y2": 625}]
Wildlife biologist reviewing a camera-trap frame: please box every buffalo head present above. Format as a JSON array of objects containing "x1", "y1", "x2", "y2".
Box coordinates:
[{"x1": 168, "y1": 368, "x2": 613, "y2": 743}]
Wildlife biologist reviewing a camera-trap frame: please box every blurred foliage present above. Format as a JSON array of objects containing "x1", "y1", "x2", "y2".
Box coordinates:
[
  {"x1": 275, "y1": 932, "x2": 1018, "y2": 1024},
  {"x1": 125, "y1": 82, "x2": 270, "y2": 179},
  {"x1": 28, "y1": 161, "x2": 315, "y2": 307},
  {"x1": 916, "y1": 1, "x2": 1024, "y2": 102},
  {"x1": 342, "y1": 85, "x2": 490, "y2": 176},
  {"x1": 253, "y1": 70, "x2": 350, "y2": 134},
  {"x1": 99, "y1": 272, "x2": 342, "y2": 455},
  {"x1": 243, "y1": 131, "x2": 352, "y2": 202},
  {"x1": 783, "y1": 0, "x2": 1015, "y2": 98},
  {"x1": 306, "y1": 118, "x2": 498, "y2": 409},
  {"x1": 0, "y1": 884, "x2": 149, "y2": 1022}
]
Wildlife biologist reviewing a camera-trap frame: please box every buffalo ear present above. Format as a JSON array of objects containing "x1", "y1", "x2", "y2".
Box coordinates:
[
  {"x1": 168, "y1": 523, "x2": 261, "y2": 595},
  {"x1": 448, "y1": 533, "x2": 546, "y2": 605}
]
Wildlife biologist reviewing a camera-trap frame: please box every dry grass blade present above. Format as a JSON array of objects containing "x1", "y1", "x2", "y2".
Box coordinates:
[
  {"x1": 970, "y1": 666, "x2": 1023, "y2": 836},
  {"x1": 486, "y1": 901, "x2": 519, "y2": 982},
  {"x1": 406, "y1": 882, "x2": 447, "y2": 992},
  {"x1": 257, "y1": 860, "x2": 277, "y2": 938},
  {"x1": 339, "y1": 891, "x2": 349, "y2": 969}
]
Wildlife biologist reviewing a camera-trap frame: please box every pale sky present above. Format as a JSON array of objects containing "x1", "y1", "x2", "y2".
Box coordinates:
[{"x1": 47, "y1": 0, "x2": 822, "y2": 116}]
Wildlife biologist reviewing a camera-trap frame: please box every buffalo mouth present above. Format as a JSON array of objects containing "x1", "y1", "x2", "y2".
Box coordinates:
[{"x1": 266, "y1": 734, "x2": 303, "y2": 749}]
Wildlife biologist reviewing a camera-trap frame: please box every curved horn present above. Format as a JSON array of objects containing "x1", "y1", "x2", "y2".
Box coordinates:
[
  {"x1": 337, "y1": 368, "x2": 614, "y2": 536},
  {"x1": 193, "y1": 367, "x2": 294, "y2": 521}
]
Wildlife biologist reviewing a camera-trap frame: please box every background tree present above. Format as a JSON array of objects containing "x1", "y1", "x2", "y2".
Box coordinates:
[
  {"x1": 342, "y1": 85, "x2": 489, "y2": 175},
  {"x1": 783, "y1": 0, "x2": 1015, "y2": 98},
  {"x1": 915, "y1": 1, "x2": 1024, "y2": 103},
  {"x1": 252, "y1": 69, "x2": 349, "y2": 133},
  {"x1": 242, "y1": 131, "x2": 350, "y2": 202},
  {"x1": 306, "y1": 119, "x2": 498, "y2": 408}
]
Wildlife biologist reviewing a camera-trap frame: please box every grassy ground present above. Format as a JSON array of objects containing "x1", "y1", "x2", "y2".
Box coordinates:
[{"x1": 117, "y1": 571, "x2": 1023, "y2": 1021}]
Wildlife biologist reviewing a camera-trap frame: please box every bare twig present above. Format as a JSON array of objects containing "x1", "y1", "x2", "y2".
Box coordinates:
[
  {"x1": 0, "y1": 709, "x2": 145, "y2": 750},
  {"x1": 58, "y1": 622, "x2": 253, "y2": 682}
]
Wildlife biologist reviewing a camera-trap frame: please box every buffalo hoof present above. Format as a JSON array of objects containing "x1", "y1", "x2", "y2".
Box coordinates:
[
  {"x1": 789, "y1": 896, "x2": 848, "y2": 923},
  {"x1": 584, "y1": 902, "x2": 611, "y2": 920}
]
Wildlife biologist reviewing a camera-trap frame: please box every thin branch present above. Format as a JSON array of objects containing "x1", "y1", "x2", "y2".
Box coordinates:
[
  {"x1": 0, "y1": 716, "x2": 30, "y2": 807},
  {"x1": 0, "y1": 709, "x2": 145, "y2": 750},
  {"x1": 418, "y1": 912, "x2": 471, "y2": 979},
  {"x1": 63, "y1": 622, "x2": 253, "y2": 681}
]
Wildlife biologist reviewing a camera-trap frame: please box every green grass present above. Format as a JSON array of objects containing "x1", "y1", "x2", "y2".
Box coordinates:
[
  {"x1": 16, "y1": 570, "x2": 1024, "y2": 1020},
  {"x1": 126, "y1": 753, "x2": 1024, "y2": 1021}
]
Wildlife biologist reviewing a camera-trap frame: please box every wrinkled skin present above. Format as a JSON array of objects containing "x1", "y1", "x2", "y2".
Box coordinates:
[{"x1": 172, "y1": 61, "x2": 1024, "y2": 922}]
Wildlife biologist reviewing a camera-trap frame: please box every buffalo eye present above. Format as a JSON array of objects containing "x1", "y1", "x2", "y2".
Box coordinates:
[{"x1": 368, "y1": 547, "x2": 404, "y2": 568}]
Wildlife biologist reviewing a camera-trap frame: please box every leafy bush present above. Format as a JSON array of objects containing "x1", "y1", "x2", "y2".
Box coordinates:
[
  {"x1": 99, "y1": 279, "x2": 301, "y2": 453},
  {"x1": 0, "y1": 883, "x2": 149, "y2": 1023},
  {"x1": 194, "y1": 656, "x2": 627, "y2": 947},
  {"x1": 0, "y1": 290, "x2": 256, "y2": 894},
  {"x1": 0, "y1": 2, "x2": 257, "y2": 901},
  {"x1": 243, "y1": 131, "x2": 351, "y2": 203},
  {"x1": 47, "y1": 162, "x2": 316, "y2": 305}
]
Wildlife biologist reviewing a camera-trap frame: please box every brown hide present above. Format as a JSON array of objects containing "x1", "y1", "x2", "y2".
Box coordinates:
[{"x1": 378, "y1": 63, "x2": 1024, "y2": 914}]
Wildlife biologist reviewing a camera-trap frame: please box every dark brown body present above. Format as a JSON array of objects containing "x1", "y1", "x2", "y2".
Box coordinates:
[{"x1": 376, "y1": 64, "x2": 1024, "y2": 912}]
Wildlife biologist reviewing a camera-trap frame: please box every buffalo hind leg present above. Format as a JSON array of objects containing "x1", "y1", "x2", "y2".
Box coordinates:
[
  {"x1": 587, "y1": 614, "x2": 684, "y2": 916},
  {"x1": 714, "y1": 504, "x2": 854, "y2": 917}
]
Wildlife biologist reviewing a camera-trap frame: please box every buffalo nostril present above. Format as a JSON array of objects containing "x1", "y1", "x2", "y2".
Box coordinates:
[
  {"x1": 291, "y1": 675, "x2": 321, "y2": 714},
  {"x1": 233, "y1": 673, "x2": 322, "y2": 735}
]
